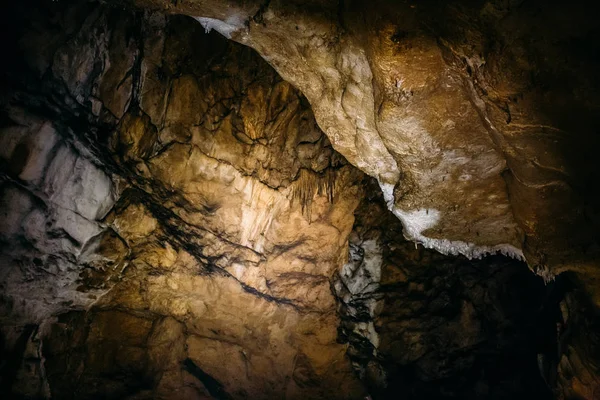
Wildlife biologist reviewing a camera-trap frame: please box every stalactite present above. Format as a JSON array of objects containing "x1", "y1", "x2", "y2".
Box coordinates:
[{"x1": 290, "y1": 168, "x2": 336, "y2": 220}]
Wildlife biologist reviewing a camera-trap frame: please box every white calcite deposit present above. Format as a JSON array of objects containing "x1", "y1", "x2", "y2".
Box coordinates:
[
  {"x1": 0, "y1": 115, "x2": 119, "y2": 323},
  {"x1": 379, "y1": 182, "x2": 524, "y2": 260}
]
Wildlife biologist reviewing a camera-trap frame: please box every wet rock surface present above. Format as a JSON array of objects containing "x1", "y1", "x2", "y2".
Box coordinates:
[{"x1": 0, "y1": 0, "x2": 599, "y2": 399}]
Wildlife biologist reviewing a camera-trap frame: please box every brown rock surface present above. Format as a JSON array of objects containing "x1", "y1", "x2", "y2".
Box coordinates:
[
  {"x1": 128, "y1": 0, "x2": 600, "y2": 279},
  {"x1": 1, "y1": 4, "x2": 363, "y2": 398},
  {"x1": 0, "y1": 0, "x2": 599, "y2": 399}
]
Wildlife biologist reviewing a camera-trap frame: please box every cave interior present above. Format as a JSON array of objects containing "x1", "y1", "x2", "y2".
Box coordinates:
[{"x1": 0, "y1": 0, "x2": 599, "y2": 399}]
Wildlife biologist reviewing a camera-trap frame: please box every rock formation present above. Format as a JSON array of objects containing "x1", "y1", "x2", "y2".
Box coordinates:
[{"x1": 0, "y1": 0, "x2": 598, "y2": 399}]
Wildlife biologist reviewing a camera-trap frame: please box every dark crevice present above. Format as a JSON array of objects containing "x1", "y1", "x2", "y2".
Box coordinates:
[
  {"x1": 0, "y1": 324, "x2": 37, "y2": 396},
  {"x1": 183, "y1": 358, "x2": 233, "y2": 400}
]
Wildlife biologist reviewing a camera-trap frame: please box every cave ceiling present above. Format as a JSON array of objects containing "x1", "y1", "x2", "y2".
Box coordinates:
[
  {"x1": 127, "y1": 0, "x2": 600, "y2": 282},
  {"x1": 0, "y1": 0, "x2": 599, "y2": 399}
]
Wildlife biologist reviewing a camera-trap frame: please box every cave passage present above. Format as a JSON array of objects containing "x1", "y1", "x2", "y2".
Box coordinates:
[{"x1": 1, "y1": 0, "x2": 600, "y2": 399}]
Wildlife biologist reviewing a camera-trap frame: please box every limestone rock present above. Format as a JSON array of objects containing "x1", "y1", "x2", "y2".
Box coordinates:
[{"x1": 1, "y1": 0, "x2": 599, "y2": 399}]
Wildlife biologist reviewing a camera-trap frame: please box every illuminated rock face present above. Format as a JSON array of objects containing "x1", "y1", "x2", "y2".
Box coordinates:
[
  {"x1": 1, "y1": 6, "x2": 364, "y2": 399},
  {"x1": 132, "y1": 0, "x2": 600, "y2": 278},
  {"x1": 0, "y1": 0, "x2": 599, "y2": 399},
  {"x1": 0, "y1": 115, "x2": 121, "y2": 323},
  {"x1": 4, "y1": 7, "x2": 357, "y2": 316}
]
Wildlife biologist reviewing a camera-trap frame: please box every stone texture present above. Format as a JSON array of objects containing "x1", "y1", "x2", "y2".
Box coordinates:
[
  {"x1": 0, "y1": 112, "x2": 120, "y2": 324},
  {"x1": 0, "y1": 0, "x2": 599, "y2": 399},
  {"x1": 1, "y1": 4, "x2": 364, "y2": 398},
  {"x1": 130, "y1": 0, "x2": 600, "y2": 278},
  {"x1": 334, "y1": 180, "x2": 558, "y2": 399}
]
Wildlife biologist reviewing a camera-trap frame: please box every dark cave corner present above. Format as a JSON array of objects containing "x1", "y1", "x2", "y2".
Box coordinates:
[
  {"x1": 332, "y1": 180, "x2": 587, "y2": 400},
  {"x1": 1, "y1": 0, "x2": 600, "y2": 399}
]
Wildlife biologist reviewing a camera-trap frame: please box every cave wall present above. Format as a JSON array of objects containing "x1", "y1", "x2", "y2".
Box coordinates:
[
  {"x1": 130, "y1": 0, "x2": 600, "y2": 288},
  {"x1": 335, "y1": 180, "x2": 557, "y2": 399},
  {"x1": 0, "y1": 3, "x2": 365, "y2": 398},
  {"x1": 0, "y1": 0, "x2": 599, "y2": 399}
]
